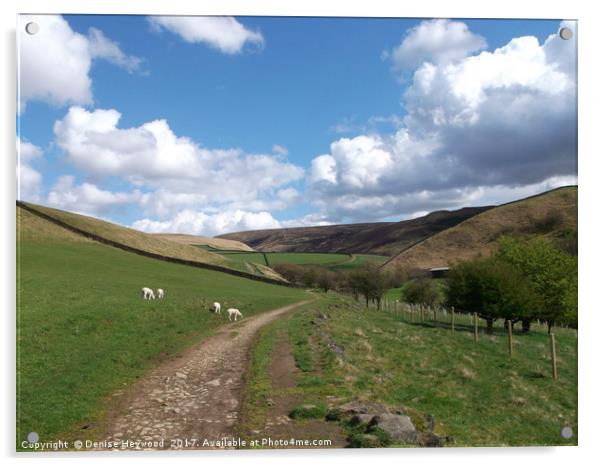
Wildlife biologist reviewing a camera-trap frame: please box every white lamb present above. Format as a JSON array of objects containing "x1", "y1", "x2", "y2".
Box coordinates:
[
  {"x1": 227, "y1": 308, "x2": 243, "y2": 321},
  {"x1": 212, "y1": 302, "x2": 221, "y2": 314},
  {"x1": 157, "y1": 288, "x2": 165, "y2": 299},
  {"x1": 141, "y1": 287, "x2": 155, "y2": 300}
]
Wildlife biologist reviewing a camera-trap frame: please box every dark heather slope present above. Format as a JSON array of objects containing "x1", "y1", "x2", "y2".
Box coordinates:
[{"x1": 218, "y1": 206, "x2": 492, "y2": 256}]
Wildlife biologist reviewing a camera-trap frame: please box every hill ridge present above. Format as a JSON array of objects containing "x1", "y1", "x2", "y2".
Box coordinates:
[
  {"x1": 219, "y1": 206, "x2": 492, "y2": 256},
  {"x1": 381, "y1": 185, "x2": 577, "y2": 271},
  {"x1": 17, "y1": 201, "x2": 293, "y2": 287}
]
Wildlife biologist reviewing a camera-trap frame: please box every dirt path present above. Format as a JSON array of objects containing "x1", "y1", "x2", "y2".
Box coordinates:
[
  {"x1": 96, "y1": 300, "x2": 310, "y2": 450},
  {"x1": 246, "y1": 330, "x2": 347, "y2": 448}
]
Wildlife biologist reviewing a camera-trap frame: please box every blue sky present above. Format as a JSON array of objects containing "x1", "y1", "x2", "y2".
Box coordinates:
[{"x1": 17, "y1": 15, "x2": 577, "y2": 236}]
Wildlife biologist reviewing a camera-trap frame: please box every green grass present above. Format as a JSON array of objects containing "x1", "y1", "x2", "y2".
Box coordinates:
[
  {"x1": 212, "y1": 250, "x2": 389, "y2": 272},
  {"x1": 240, "y1": 299, "x2": 350, "y2": 440},
  {"x1": 267, "y1": 253, "x2": 351, "y2": 266},
  {"x1": 243, "y1": 294, "x2": 577, "y2": 447},
  {"x1": 384, "y1": 287, "x2": 404, "y2": 301},
  {"x1": 289, "y1": 403, "x2": 328, "y2": 419},
  {"x1": 327, "y1": 254, "x2": 389, "y2": 271},
  {"x1": 17, "y1": 229, "x2": 306, "y2": 447},
  {"x1": 218, "y1": 251, "x2": 269, "y2": 265}
]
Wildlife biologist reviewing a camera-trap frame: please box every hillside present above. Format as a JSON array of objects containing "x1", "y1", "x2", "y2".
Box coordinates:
[
  {"x1": 382, "y1": 186, "x2": 577, "y2": 271},
  {"x1": 16, "y1": 205, "x2": 305, "y2": 445},
  {"x1": 218, "y1": 206, "x2": 491, "y2": 256},
  {"x1": 153, "y1": 233, "x2": 254, "y2": 252},
  {"x1": 17, "y1": 202, "x2": 285, "y2": 283}
]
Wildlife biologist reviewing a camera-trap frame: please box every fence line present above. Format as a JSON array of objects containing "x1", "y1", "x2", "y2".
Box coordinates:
[{"x1": 364, "y1": 298, "x2": 572, "y2": 380}]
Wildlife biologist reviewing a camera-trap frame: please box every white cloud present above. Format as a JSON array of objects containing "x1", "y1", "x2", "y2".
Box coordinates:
[
  {"x1": 133, "y1": 209, "x2": 281, "y2": 237},
  {"x1": 18, "y1": 15, "x2": 142, "y2": 111},
  {"x1": 52, "y1": 106, "x2": 305, "y2": 228},
  {"x1": 54, "y1": 106, "x2": 304, "y2": 196},
  {"x1": 46, "y1": 176, "x2": 142, "y2": 216},
  {"x1": 310, "y1": 22, "x2": 577, "y2": 222},
  {"x1": 389, "y1": 19, "x2": 487, "y2": 72},
  {"x1": 277, "y1": 187, "x2": 300, "y2": 204},
  {"x1": 281, "y1": 213, "x2": 333, "y2": 228},
  {"x1": 19, "y1": 15, "x2": 92, "y2": 111},
  {"x1": 148, "y1": 16, "x2": 264, "y2": 54},
  {"x1": 87, "y1": 27, "x2": 143, "y2": 73},
  {"x1": 272, "y1": 144, "x2": 289, "y2": 156},
  {"x1": 17, "y1": 138, "x2": 43, "y2": 201},
  {"x1": 19, "y1": 138, "x2": 42, "y2": 163},
  {"x1": 310, "y1": 154, "x2": 337, "y2": 184}
]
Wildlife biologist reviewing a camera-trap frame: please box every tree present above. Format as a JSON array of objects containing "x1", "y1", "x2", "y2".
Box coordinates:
[
  {"x1": 446, "y1": 257, "x2": 541, "y2": 334},
  {"x1": 316, "y1": 269, "x2": 336, "y2": 293},
  {"x1": 300, "y1": 267, "x2": 319, "y2": 288},
  {"x1": 347, "y1": 264, "x2": 388, "y2": 309},
  {"x1": 272, "y1": 263, "x2": 305, "y2": 285},
  {"x1": 403, "y1": 275, "x2": 441, "y2": 307},
  {"x1": 495, "y1": 236, "x2": 578, "y2": 333}
]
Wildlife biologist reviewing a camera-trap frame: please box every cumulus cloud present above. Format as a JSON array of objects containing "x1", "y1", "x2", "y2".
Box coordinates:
[
  {"x1": 389, "y1": 19, "x2": 487, "y2": 72},
  {"x1": 87, "y1": 27, "x2": 143, "y2": 73},
  {"x1": 272, "y1": 144, "x2": 289, "y2": 156},
  {"x1": 54, "y1": 106, "x2": 304, "y2": 201},
  {"x1": 46, "y1": 176, "x2": 143, "y2": 216},
  {"x1": 17, "y1": 138, "x2": 44, "y2": 201},
  {"x1": 51, "y1": 106, "x2": 304, "y2": 233},
  {"x1": 132, "y1": 209, "x2": 281, "y2": 237},
  {"x1": 310, "y1": 21, "x2": 577, "y2": 222},
  {"x1": 18, "y1": 15, "x2": 142, "y2": 111},
  {"x1": 281, "y1": 212, "x2": 333, "y2": 228},
  {"x1": 148, "y1": 16, "x2": 264, "y2": 54}
]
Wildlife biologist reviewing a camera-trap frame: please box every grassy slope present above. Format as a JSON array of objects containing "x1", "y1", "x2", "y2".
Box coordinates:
[
  {"x1": 213, "y1": 251, "x2": 389, "y2": 271},
  {"x1": 153, "y1": 233, "x2": 255, "y2": 252},
  {"x1": 219, "y1": 207, "x2": 490, "y2": 256},
  {"x1": 243, "y1": 294, "x2": 577, "y2": 447},
  {"x1": 16, "y1": 207, "x2": 306, "y2": 445},
  {"x1": 20, "y1": 202, "x2": 256, "y2": 274},
  {"x1": 383, "y1": 186, "x2": 577, "y2": 271}
]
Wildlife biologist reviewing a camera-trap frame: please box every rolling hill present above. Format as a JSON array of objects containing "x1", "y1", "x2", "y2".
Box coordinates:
[
  {"x1": 17, "y1": 202, "x2": 285, "y2": 283},
  {"x1": 382, "y1": 186, "x2": 577, "y2": 271},
  {"x1": 153, "y1": 233, "x2": 254, "y2": 252},
  {"x1": 218, "y1": 206, "x2": 491, "y2": 256},
  {"x1": 16, "y1": 204, "x2": 305, "y2": 445}
]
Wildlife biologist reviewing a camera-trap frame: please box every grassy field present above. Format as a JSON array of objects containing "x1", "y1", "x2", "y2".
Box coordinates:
[
  {"x1": 242, "y1": 293, "x2": 577, "y2": 447},
  {"x1": 208, "y1": 250, "x2": 389, "y2": 271},
  {"x1": 16, "y1": 208, "x2": 306, "y2": 447},
  {"x1": 328, "y1": 254, "x2": 389, "y2": 271}
]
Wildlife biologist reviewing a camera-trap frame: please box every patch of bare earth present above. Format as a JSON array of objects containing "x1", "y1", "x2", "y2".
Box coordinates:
[
  {"x1": 243, "y1": 330, "x2": 347, "y2": 449},
  {"x1": 94, "y1": 301, "x2": 309, "y2": 451}
]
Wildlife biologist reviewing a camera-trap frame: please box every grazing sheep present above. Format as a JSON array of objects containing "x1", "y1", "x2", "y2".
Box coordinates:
[
  {"x1": 141, "y1": 287, "x2": 155, "y2": 300},
  {"x1": 157, "y1": 288, "x2": 165, "y2": 299},
  {"x1": 212, "y1": 302, "x2": 221, "y2": 314},
  {"x1": 226, "y1": 308, "x2": 243, "y2": 321}
]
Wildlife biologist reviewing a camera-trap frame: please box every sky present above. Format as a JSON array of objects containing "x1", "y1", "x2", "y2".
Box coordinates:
[{"x1": 17, "y1": 15, "x2": 577, "y2": 236}]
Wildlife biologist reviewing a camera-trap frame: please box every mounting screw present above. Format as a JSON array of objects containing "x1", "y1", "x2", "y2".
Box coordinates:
[
  {"x1": 559, "y1": 27, "x2": 573, "y2": 40},
  {"x1": 25, "y1": 22, "x2": 39, "y2": 35}
]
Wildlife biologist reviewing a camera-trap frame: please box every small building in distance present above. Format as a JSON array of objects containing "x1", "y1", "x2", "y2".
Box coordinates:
[{"x1": 427, "y1": 267, "x2": 449, "y2": 279}]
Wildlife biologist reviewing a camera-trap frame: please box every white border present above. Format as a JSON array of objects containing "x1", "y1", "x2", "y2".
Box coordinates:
[{"x1": 3, "y1": 1, "x2": 600, "y2": 465}]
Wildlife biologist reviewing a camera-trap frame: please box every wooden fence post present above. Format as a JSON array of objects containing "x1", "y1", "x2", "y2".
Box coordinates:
[
  {"x1": 550, "y1": 333, "x2": 558, "y2": 379},
  {"x1": 451, "y1": 307, "x2": 455, "y2": 333},
  {"x1": 474, "y1": 313, "x2": 479, "y2": 341},
  {"x1": 433, "y1": 307, "x2": 437, "y2": 322},
  {"x1": 420, "y1": 305, "x2": 425, "y2": 324},
  {"x1": 507, "y1": 320, "x2": 513, "y2": 357}
]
